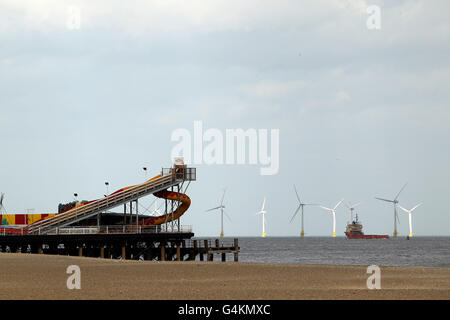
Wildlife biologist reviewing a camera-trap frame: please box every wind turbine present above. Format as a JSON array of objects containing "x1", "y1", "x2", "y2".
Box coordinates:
[
  {"x1": 151, "y1": 199, "x2": 162, "y2": 216},
  {"x1": 344, "y1": 202, "x2": 361, "y2": 223},
  {"x1": 398, "y1": 203, "x2": 422, "y2": 238},
  {"x1": 206, "y1": 189, "x2": 230, "y2": 238},
  {"x1": 319, "y1": 199, "x2": 344, "y2": 238},
  {"x1": 0, "y1": 193, "x2": 6, "y2": 214},
  {"x1": 256, "y1": 197, "x2": 267, "y2": 238},
  {"x1": 375, "y1": 182, "x2": 407, "y2": 238},
  {"x1": 289, "y1": 185, "x2": 317, "y2": 237}
]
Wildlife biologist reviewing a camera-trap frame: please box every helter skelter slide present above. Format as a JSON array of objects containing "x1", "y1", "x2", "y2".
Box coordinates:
[{"x1": 0, "y1": 162, "x2": 196, "y2": 235}]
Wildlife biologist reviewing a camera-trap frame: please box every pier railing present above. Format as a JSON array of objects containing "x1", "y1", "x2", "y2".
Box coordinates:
[
  {"x1": 0, "y1": 227, "x2": 27, "y2": 236},
  {"x1": 0, "y1": 225, "x2": 193, "y2": 236}
]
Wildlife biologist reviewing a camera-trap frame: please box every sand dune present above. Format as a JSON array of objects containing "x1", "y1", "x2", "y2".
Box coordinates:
[{"x1": 0, "y1": 253, "x2": 449, "y2": 300}]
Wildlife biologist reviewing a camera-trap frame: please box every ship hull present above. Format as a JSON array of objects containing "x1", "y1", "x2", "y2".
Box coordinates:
[{"x1": 345, "y1": 232, "x2": 389, "y2": 239}]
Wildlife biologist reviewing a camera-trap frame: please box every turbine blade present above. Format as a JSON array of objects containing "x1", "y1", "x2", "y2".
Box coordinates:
[
  {"x1": 333, "y1": 199, "x2": 344, "y2": 210},
  {"x1": 375, "y1": 197, "x2": 394, "y2": 203},
  {"x1": 289, "y1": 206, "x2": 301, "y2": 223},
  {"x1": 320, "y1": 206, "x2": 332, "y2": 211},
  {"x1": 394, "y1": 182, "x2": 408, "y2": 201},
  {"x1": 398, "y1": 205, "x2": 409, "y2": 213},
  {"x1": 205, "y1": 206, "x2": 221, "y2": 212},
  {"x1": 352, "y1": 202, "x2": 362, "y2": 209},
  {"x1": 294, "y1": 185, "x2": 301, "y2": 203},
  {"x1": 261, "y1": 197, "x2": 266, "y2": 211},
  {"x1": 220, "y1": 188, "x2": 226, "y2": 206},
  {"x1": 223, "y1": 209, "x2": 232, "y2": 222},
  {"x1": 410, "y1": 203, "x2": 422, "y2": 212}
]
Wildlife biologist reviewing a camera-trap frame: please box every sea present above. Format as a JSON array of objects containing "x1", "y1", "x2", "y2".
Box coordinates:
[{"x1": 217, "y1": 236, "x2": 450, "y2": 268}]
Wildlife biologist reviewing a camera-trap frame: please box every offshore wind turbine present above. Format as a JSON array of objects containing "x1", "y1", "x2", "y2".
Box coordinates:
[
  {"x1": 344, "y1": 202, "x2": 361, "y2": 223},
  {"x1": 319, "y1": 199, "x2": 344, "y2": 238},
  {"x1": 375, "y1": 182, "x2": 407, "y2": 238},
  {"x1": 289, "y1": 185, "x2": 318, "y2": 237},
  {"x1": 256, "y1": 197, "x2": 267, "y2": 238},
  {"x1": 398, "y1": 203, "x2": 422, "y2": 238},
  {"x1": 205, "y1": 189, "x2": 230, "y2": 238},
  {"x1": 0, "y1": 193, "x2": 6, "y2": 214},
  {"x1": 151, "y1": 199, "x2": 162, "y2": 216}
]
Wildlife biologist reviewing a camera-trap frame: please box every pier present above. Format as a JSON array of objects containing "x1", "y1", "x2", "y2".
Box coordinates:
[
  {"x1": 0, "y1": 164, "x2": 240, "y2": 262},
  {"x1": 0, "y1": 226, "x2": 239, "y2": 262}
]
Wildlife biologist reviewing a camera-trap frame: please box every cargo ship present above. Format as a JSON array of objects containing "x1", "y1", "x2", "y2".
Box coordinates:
[{"x1": 345, "y1": 214, "x2": 389, "y2": 239}]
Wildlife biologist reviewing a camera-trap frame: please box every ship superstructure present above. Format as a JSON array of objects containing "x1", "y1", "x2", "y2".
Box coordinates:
[{"x1": 345, "y1": 214, "x2": 389, "y2": 239}]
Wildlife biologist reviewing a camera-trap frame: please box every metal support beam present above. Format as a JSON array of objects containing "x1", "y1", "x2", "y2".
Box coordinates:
[
  {"x1": 136, "y1": 199, "x2": 139, "y2": 229},
  {"x1": 129, "y1": 202, "x2": 133, "y2": 225},
  {"x1": 123, "y1": 203, "x2": 126, "y2": 225}
]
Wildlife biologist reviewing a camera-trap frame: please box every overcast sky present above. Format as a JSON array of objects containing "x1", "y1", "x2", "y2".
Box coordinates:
[{"x1": 1, "y1": 0, "x2": 449, "y2": 236}]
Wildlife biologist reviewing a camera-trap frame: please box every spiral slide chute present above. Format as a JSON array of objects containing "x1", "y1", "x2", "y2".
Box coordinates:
[{"x1": 140, "y1": 190, "x2": 191, "y2": 226}]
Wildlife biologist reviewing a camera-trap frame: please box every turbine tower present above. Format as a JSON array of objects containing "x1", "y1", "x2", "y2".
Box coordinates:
[
  {"x1": 289, "y1": 185, "x2": 317, "y2": 237},
  {"x1": 256, "y1": 197, "x2": 267, "y2": 238},
  {"x1": 398, "y1": 203, "x2": 422, "y2": 238},
  {"x1": 319, "y1": 199, "x2": 344, "y2": 238},
  {"x1": 344, "y1": 202, "x2": 361, "y2": 223},
  {"x1": 0, "y1": 193, "x2": 6, "y2": 214},
  {"x1": 375, "y1": 182, "x2": 407, "y2": 238},
  {"x1": 205, "y1": 188, "x2": 230, "y2": 238}
]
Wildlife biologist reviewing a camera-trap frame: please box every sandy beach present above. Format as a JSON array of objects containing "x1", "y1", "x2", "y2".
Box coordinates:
[{"x1": 0, "y1": 253, "x2": 449, "y2": 300}]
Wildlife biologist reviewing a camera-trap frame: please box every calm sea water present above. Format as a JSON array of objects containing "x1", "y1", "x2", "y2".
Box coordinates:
[{"x1": 219, "y1": 237, "x2": 450, "y2": 268}]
